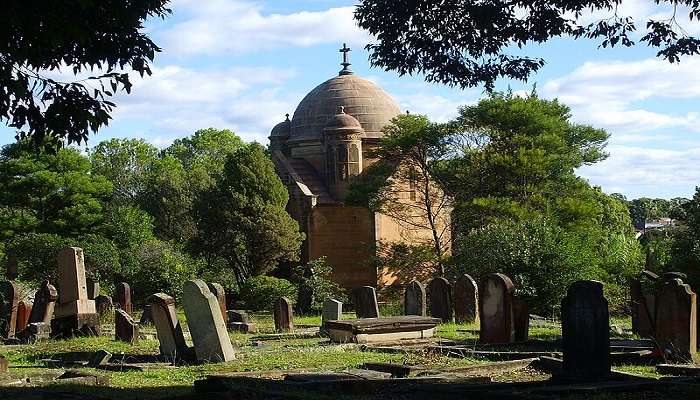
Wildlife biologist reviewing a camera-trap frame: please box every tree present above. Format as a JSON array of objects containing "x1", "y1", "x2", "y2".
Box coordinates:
[
  {"x1": 1, "y1": 1, "x2": 170, "y2": 147},
  {"x1": 668, "y1": 187, "x2": 700, "y2": 286},
  {"x1": 347, "y1": 114, "x2": 452, "y2": 275},
  {"x1": 191, "y1": 143, "x2": 304, "y2": 286},
  {"x1": 90, "y1": 139, "x2": 158, "y2": 205},
  {"x1": 355, "y1": 1, "x2": 700, "y2": 89}
]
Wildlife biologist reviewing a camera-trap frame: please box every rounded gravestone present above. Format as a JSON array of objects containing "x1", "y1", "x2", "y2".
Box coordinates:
[
  {"x1": 427, "y1": 277, "x2": 452, "y2": 323},
  {"x1": 404, "y1": 280, "x2": 426, "y2": 316},
  {"x1": 454, "y1": 274, "x2": 478, "y2": 324},
  {"x1": 479, "y1": 273, "x2": 515, "y2": 344}
]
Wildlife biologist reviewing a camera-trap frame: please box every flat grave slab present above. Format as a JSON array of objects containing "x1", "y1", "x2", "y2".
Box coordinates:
[{"x1": 325, "y1": 316, "x2": 441, "y2": 343}]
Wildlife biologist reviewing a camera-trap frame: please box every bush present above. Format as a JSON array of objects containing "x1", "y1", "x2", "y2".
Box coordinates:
[
  {"x1": 239, "y1": 275, "x2": 297, "y2": 311},
  {"x1": 291, "y1": 257, "x2": 347, "y2": 313}
]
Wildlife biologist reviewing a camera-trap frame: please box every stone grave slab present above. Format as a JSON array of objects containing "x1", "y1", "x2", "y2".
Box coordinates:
[
  {"x1": 561, "y1": 280, "x2": 610, "y2": 381},
  {"x1": 207, "y1": 282, "x2": 227, "y2": 324},
  {"x1": 325, "y1": 316, "x2": 440, "y2": 343},
  {"x1": 52, "y1": 247, "x2": 99, "y2": 338},
  {"x1": 428, "y1": 277, "x2": 453, "y2": 322},
  {"x1": 479, "y1": 273, "x2": 515, "y2": 344},
  {"x1": 352, "y1": 286, "x2": 379, "y2": 319},
  {"x1": 147, "y1": 293, "x2": 191, "y2": 361},
  {"x1": 115, "y1": 309, "x2": 139, "y2": 344},
  {"x1": 655, "y1": 278, "x2": 697, "y2": 363},
  {"x1": 182, "y1": 279, "x2": 235, "y2": 363},
  {"x1": 454, "y1": 274, "x2": 478, "y2": 324},
  {"x1": 227, "y1": 310, "x2": 256, "y2": 333},
  {"x1": 404, "y1": 280, "x2": 426, "y2": 317}
]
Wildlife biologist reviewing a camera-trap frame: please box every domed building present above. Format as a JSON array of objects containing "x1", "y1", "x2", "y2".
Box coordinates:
[{"x1": 270, "y1": 45, "x2": 449, "y2": 289}]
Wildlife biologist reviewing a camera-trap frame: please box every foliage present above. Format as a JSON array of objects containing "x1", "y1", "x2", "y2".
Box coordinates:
[
  {"x1": 291, "y1": 257, "x2": 347, "y2": 313},
  {"x1": 90, "y1": 139, "x2": 158, "y2": 205},
  {"x1": 98, "y1": 205, "x2": 155, "y2": 249},
  {"x1": 238, "y1": 275, "x2": 298, "y2": 311},
  {"x1": 191, "y1": 143, "x2": 304, "y2": 286},
  {"x1": 668, "y1": 187, "x2": 700, "y2": 289},
  {"x1": 0, "y1": 1, "x2": 170, "y2": 147},
  {"x1": 371, "y1": 241, "x2": 438, "y2": 285},
  {"x1": 355, "y1": 1, "x2": 700, "y2": 90},
  {"x1": 625, "y1": 197, "x2": 689, "y2": 229}
]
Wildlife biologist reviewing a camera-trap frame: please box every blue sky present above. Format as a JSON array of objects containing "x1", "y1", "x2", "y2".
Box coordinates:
[{"x1": 2, "y1": 0, "x2": 699, "y2": 199}]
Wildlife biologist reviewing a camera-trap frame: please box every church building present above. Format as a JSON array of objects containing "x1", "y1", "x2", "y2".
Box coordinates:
[{"x1": 270, "y1": 45, "x2": 449, "y2": 289}]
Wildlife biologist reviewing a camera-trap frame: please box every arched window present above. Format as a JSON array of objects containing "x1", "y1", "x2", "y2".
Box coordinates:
[
  {"x1": 348, "y1": 144, "x2": 360, "y2": 176},
  {"x1": 336, "y1": 145, "x2": 348, "y2": 181}
]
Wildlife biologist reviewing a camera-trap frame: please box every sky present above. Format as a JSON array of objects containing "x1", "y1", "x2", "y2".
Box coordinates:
[{"x1": 2, "y1": 0, "x2": 699, "y2": 199}]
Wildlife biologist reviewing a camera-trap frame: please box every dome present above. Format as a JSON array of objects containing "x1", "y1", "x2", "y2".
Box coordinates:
[
  {"x1": 289, "y1": 74, "x2": 401, "y2": 142},
  {"x1": 270, "y1": 114, "x2": 291, "y2": 138},
  {"x1": 324, "y1": 106, "x2": 363, "y2": 132}
]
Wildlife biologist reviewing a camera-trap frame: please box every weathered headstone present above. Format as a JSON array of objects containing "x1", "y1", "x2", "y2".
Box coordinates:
[
  {"x1": 273, "y1": 297, "x2": 294, "y2": 332},
  {"x1": 404, "y1": 280, "x2": 426, "y2": 317},
  {"x1": 631, "y1": 271, "x2": 658, "y2": 337},
  {"x1": 115, "y1": 282, "x2": 132, "y2": 314},
  {"x1": 86, "y1": 278, "x2": 100, "y2": 300},
  {"x1": 15, "y1": 300, "x2": 32, "y2": 333},
  {"x1": 115, "y1": 309, "x2": 139, "y2": 344},
  {"x1": 513, "y1": 298, "x2": 529, "y2": 342},
  {"x1": 147, "y1": 293, "x2": 190, "y2": 361},
  {"x1": 182, "y1": 280, "x2": 235, "y2": 363},
  {"x1": 454, "y1": 274, "x2": 478, "y2": 324},
  {"x1": 207, "y1": 282, "x2": 227, "y2": 324},
  {"x1": 322, "y1": 299, "x2": 342, "y2": 327},
  {"x1": 227, "y1": 309, "x2": 256, "y2": 333},
  {"x1": 51, "y1": 247, "x2": 100, "y2": 338},
  {"x1": 25, "y1": 322, "x2": 51, "y2": 342},
  {"x1": 0, "y1": 281, "x2": 20, "y2": 338},
  {"x1": 352, "y1": 286, "x2": 379, "y2": 319},
  {"x1": 28, "y1": 280, "x2": 58, "y2": 324},
  {"x1": 479, "y1": 273, "x2": 515, "y2": 344},
  {"x1": 427, "y1": 277, "x2": 453, "y2": 322},
  {"x1": 561, "y1": 280, "x2": 610, "y2": 381},
  {"x1": 95, "y1": 295, "x2": 113, "y2": 317},
  {"x1": 655, "y1": 278, "x2": 697, "y2": 363}
]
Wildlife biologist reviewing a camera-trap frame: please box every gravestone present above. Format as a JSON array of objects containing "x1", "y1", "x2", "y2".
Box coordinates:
[
  {"x1": 140, "y1": 305, "x2": 154, "y2": 325},
  {"x1": 28, "y1": 280, "x2": 58, "y2": 325},
  {"x1": 655, "y1": 278, "x2": 697, "y2": 363},
  {"x1": 227, "y1": 310, "x2": 256, "y2": 333},
  {"x1": 454, "y1": 274, "x2": 479, "y2": 324},
  {"x1": 86, "y1": 279, "x2": 100, "y2": 300},
  {"x1": 479, "y1": 273, "x2": 515, "y2": 344},
  {"x1": 322, "y1": 299, "x2": 342, "y2": 330},
  {"x1": 352, "y1": 286, "x2": 379, "y2": 319},
  {"x1": 273, "y1": 297, "x2": 294, "y2": 332},
  {"x1": 15, "y1": 300, "x2": 32, "y2": 333},
  {"x1": 404, "y1": 280, "x2": 426, "y2": 316},
  {"x1": 296, "y1": 265, "x2": 315, "y2": 314},
  {"x1": 147, "y1": 293, "x2": 190, "y2": 361},
  {"x1": 513, "y1": 298, "x2": 529, "y2": 342},
  {"x1": 561, "y1": 280, "x2": 610, "y2": 381},
  {"x1": 0, "y1": 281, "x2": 20, "y2": 338},
  {"x1": 631, "y1": 271, "x2": 658, "y2": 337},
  {"x1": 115, "y1": 309, "x2": 139, "y2": 344},
  {"x1": 52, "y1": 247, "x2": 100, "y2": 338},
  {"x1": 95, "y1": 295, "x2": 113, "y2": 317},
  {"x1": 427, "y1": 277, "x2": 453, "y2": 322},
  {"x1": 182, "y1": 280, "x2": 235, "y2": 363},
  {"x1": 115, "y1": 282, "x2": 132, "y2": 314},
  {"x1": 207, "y1": 282, "x2": 227, "y2": 324}
]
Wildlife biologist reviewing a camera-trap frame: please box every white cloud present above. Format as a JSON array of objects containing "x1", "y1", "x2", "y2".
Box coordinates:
[{"x1": 159, "y1": 0, "x2": 370, "y2": 56}]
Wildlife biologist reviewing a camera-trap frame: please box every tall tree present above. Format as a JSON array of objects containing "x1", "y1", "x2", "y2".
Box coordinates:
[
  {"x1": 1, "y1": 1, "x2": 170, "y2": 147},
  {"x1": 355, "y1": 1, "x2": 700, "y2": 89}
]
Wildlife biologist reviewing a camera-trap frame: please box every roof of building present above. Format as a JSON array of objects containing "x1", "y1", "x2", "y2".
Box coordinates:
[
  {"x1": 270, "y1": 114, "x2": 291, "y2": 138},
  {"x1": 323, "y1": 106, "x2": 364, "y2": 134}
]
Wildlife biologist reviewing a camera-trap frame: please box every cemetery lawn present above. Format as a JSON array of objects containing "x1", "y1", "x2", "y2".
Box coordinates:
[{"x1": 1, "y1": 313, "x2": 690, "y2": 399}]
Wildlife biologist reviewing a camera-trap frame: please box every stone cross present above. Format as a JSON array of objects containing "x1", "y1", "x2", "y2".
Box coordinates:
[
  {"x1": 86, "y1": 278, "x2": 100, "y2": 300},
  {"x1": 428, "y1": 277, "x2": 453, "y2": 322},
  {"x1": 454, "y1": 274, "x2": 478, "y2": 324},
  {"x1": 655, "y1": 278, "x2": 697, "y2": 363},
  {"x1": 404, "y1": 280, "x2": 426, "y2": 317},
  {"x1": 322, "y1": 299, "x2": 342, "y2": 329},
  {"x1": 0, "y1": 281, "x2": 20, "y2": 338},
  {"x1": 352, "y1": 286, "x2": 379, "y2": 319},
  {"x1": 479, "y1": 273, "x2": 515, "y2": 344},
  {"x1": 116, "y1": 282, "x2": 132, "y2": 314},
  {"x1": 207, "y1": 282, "x2": 227, "y2": 324},
  {"x1": 339, "y1": 43, "x2": 352, "y2": 74},
  {"x1": 148, "y1": 293, "x2": 190, "y2": 361},
  {"x1": 115, "y1": 308, "x2": 139, "y2": 344},
  {"x1": 28, "y1": 280, "x2": 58, "y2": 325},
  {"x1": 561, "y1": 280, "x2": 610, "y2": 380},
  {"x1": 182, "y1": 279, "x2": 235, "y2": 363},
  {"x1": 274, "y1": 297, "x2": 294, "y2": 332},
  {"x1": 513, "y1": 298, "x2": 529, "y2": 342},
  {"x1": 52, "y1": 247, "x2": 99, "y2": 337}
]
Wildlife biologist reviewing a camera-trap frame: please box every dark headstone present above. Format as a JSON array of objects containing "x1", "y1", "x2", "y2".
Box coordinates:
[
  {"x1": 0, "y1": 280, "x2": 20, "y2": 338},
  {"x1": 95, "y1": 295, "x2": 113, "y2": 317},
  {"x1": 227, "y1": 310, "x2": 251, "y2": 324},
  {"x1": 15, "y1": 300, "x2": 32, "y2": 333},
  {"x1": 115, "y1": 282, "x2": 132, "y2": 314},
  {"x1": 479, "y1": 273, "x2": 515, "y2": 344},
  {"x1": 404, "y1": 280, "x2": 426, "y2": 316},
  {"x1": 513, "y1": 298, "x2": 529, "y2": 342},
  {"x1": 352, "y1": 286, "x2": 379, "y2": 319},
  {"x1": 207, "y1": 282, "x2": 227, "y2": 324},
  {"x1": 454, "y1": 274, "x2": 478, "y2": 324},
  {"x1": 147, "y1": 293, "x2": 191, "y2": 362},
  {"x1": 5, "y1": 256, "x2": 17, "y2": 280},
  {"x1": 115, "y1": 309, "x2": 139, "y2": 344},
  {"x1": 86, "y1": 279, "x2": 100, "y2": 300},
  {"x1": 273, "y1": 297, "x2": 294, "y2": 332},
  {"x1": 655, "y1": 278, "x2": 697, "y2": 363},
  {"x1": 296, "y1": 266, "x2": 314, "y2": 314},
  {"x1": 561, "y1": 280, "x2": 610, "y2": 381},
  {"x1": 140, "y1": 304, "x2": 154, "y2": 325},
  {"x1": 28, "y1": 280, "x2": 58, "y2": 324},
  {"x1": 631, "y1": 273, "x2": 656, "y2": 337},
  {"x1": 427, "y1": 277, "x2": 452, "y2": 322}
]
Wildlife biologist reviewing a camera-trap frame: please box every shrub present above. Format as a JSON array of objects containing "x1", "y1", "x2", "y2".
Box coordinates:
[
  {"x1": 291, "y1": 257, "x2": 347, "y2": 313},
  {"x1": 239, "y1": 275, "x2": 297, "y2": 311}
]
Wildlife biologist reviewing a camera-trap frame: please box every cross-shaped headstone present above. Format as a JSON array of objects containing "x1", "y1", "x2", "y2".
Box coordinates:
[{"x1": 339, "y1": 43, "x2": 352, "y2": 75}]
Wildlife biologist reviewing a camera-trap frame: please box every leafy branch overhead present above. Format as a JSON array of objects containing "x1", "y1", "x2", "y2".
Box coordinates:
[
  {"x1": 0, "y1": 1, "x2": 171, "y2": 147},
  {"x1": 355, "y1": 0, "x2": 700, "y2": 89}
]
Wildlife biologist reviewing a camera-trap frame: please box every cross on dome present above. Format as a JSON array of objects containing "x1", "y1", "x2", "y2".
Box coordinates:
[{"x1": 339, "y1": 43, "x2": 352, "y2": 75}]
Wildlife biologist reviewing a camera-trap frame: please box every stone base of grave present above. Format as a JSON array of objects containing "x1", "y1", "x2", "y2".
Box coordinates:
[
  {"x1": 51, "y1": 313, "x2": 101, "y2": 338},
  {"x1": 325, "y1": 316, "x2": 441, "y2": 344},
  {"x1": 18, "y1": 322, "x2": 52, "y2": 343},
  {"x1": 228, "y1": 322, "x2": 257, "y2": 333}
]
